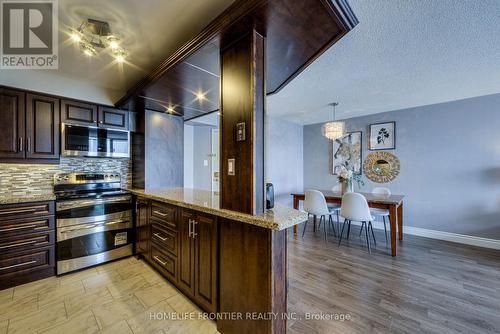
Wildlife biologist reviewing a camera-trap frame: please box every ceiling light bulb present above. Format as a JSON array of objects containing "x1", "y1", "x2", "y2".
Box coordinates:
[
  {"x1": 71, "y1": 33, "x2": 81, "y2": 42},
  {"x1": 167, "y1": 107, "x2": 174, "y2": 113},
  {"x1": 195, "y1": 92, "x2": 206, "y2": 100},
  {"x1": 84, "y1": 49, "x2": 93, "y2": 56},
  {"x1": 113, "y1": 49, "x2": 127, "y2": 63},
  {"x1": 109, "y1": 41, "x2": 119, "y2": 50}
]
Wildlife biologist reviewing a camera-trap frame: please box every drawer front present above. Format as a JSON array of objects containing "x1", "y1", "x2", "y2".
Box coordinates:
[
  {"x1": 150, "y1": 202, "x2": 176, "y2": 229},
  {"x1": 0, "y1": 201, "x2": 54, "y2": 221},
  {"x1": 151, "y1": 223, "x2": 177, "y2": 256},
  {"x1": 0, "y1": 245, "x2": 54, "y2": 276},
  {"x1": 0, "y1": 216, "x2": 54, "y2": 237},
  {"x1": 0, "y1": 230, "x2": 55, "y2": 255},
  {"x1": 151, "y1": 245, "x2": 176, "y2": 280}
]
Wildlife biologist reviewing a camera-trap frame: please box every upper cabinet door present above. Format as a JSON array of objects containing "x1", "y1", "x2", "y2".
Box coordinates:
[
  {"x1": 61, "y1": 99, "x2": 98, "y2": 126},
  {"x1": 98, "y1": 107, "x2": 129, "y2": 130},
  {"x1": 0, "y1": 88, "x2": 25, "y2": 159},
  {"x1": 26, "y1": 94, "x2": 60, "y2": 159}
]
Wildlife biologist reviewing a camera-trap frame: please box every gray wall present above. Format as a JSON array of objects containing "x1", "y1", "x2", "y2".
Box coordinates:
[
  {"x1": 184, "y1": 125, "x2": 194, "y2": 188},
  {"x1": 304, "y1": 93, "x2": 500, "y2": 239},
  {"x1": 145, "y1": 111, "x2": 184, "y2": 189},
  {"x1": 266, "y1": 116, "x2": 304, "y2": 207},
  {"x1": 192, "y1": 126, "x2": 213, "y2": 191}
]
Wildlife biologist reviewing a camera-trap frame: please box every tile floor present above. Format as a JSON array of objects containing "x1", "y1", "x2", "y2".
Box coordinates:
[{"x1": 0, "y1": 257, "x2": 219, "y2": 334}]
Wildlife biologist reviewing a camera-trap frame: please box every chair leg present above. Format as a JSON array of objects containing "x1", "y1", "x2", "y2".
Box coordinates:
[
  {"x1": 347, "y1": 220, "x2": 351, "y2": 239},
  {"x1": 369, "y1": 221, "x2": 377, "y2": 247},
  {"x1": 338, "y1": 219, "x2": 347, "y2": 247},
  {"x1": 329, "y1": 215, "x2": 337, "y2": 237},
  {"x1": 318, "y1": 215, "x2": 322, "y2": 229},
  {"x1": 364, "y1": 221, "x2": 372, "y2": 254},
  {"x1": 323, "y1": 216, "x2": 328, "y2": 244},
  {"x1": 302, "y1": 216, "x2": 309, "y2": 238},
  {"x1": 336, "y1": 211, "x2": 340, "y2": 233},
  {"x1": 359, "y1": 221, "x2": 365, "y2": 237},
  {"x1": 383, "y1": 216, "x2": 388, "y2": 244},
  {"x1": 313, "y1": 215, "x2": 316, "y2": 232}
]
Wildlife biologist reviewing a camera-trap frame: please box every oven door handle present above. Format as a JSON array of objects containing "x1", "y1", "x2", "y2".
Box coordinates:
[
  {"x1": 93, "y1": 220, "x2": 125, "y2": 228},
  {"x1": 57, "y1": 196, "x2": 131, "y2": 210}
]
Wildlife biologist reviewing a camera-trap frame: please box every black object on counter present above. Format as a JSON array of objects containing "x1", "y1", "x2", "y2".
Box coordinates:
[{"x1": 266, "y1": 183, "x2": 274, "y2": 209}]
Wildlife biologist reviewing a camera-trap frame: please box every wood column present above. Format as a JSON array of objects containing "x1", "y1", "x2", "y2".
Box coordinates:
[
  {"x1": 130, "y1": 97, "x2": 146, "y2": 189},
  {"x1": 220, "y1": 29, "x2": 265, "y2": 215}
]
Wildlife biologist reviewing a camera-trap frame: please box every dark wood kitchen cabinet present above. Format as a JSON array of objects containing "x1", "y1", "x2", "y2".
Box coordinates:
[
  {"x1": 135, "y1": 198, "x2": 151, "y2": 260},
  {"x1": 98, "y1": 106, "x2": 129, "y2": 130},
  {"x1": 0, "y1": 88, "x2": 60, "y2": 162},
  {"x1": 179, "y1": 209, "x2": 218, "y2": 313},
  {"x1": 60, "y1": 99, "x2": 98, "y2": 126},
  {"x1": 26, "y1": 94, "x2": 60, "y2": 159},
  {"x1": 61, "y1": 100, "x2": 129, "y2": 130},
  {"x1": 178, "y1": 209, "x2": 196, "y2": 295},
  {"x1": 134, "y1": 199, "x2": 218, "y2": 313},
  {"x1": 0, "y1": 201, "x2": 56, "y2": 290},
  {"x1": 0, "y1": 88, "x2": 25, "y2": 159}
]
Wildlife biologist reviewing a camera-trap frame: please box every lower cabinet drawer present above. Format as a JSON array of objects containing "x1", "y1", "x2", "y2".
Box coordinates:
[
  {"x1": 150, "y1": 202, "x2": 177, "y2": 230},
  {"x1": 0, "y1": 216, "x2": 54, "y2": 238},
  {"x1": 151, "y1": 245, "x2": 177, "y2": 282},
  {"x1": 0, "y1": 201, "x2": 54, "y2": 221},
  {"x1": 0, "y1": 245, "x2": 55, "y2": 289},
  {"x1": 151, "y1": 223, "x2": 177, "y2": 256},
  {"x1": 0, "y1": 231, "x2": 55, "y2": 255}
]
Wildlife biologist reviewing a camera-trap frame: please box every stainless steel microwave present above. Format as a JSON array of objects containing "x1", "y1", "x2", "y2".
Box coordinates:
[{"x1": 61, "y1": 123, "x2": 130, "y2": 158}]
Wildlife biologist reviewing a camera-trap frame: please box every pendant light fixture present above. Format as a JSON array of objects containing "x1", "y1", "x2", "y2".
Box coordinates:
[{"x1": 322, "y1": 102, "x2": 344, "y2": 140}]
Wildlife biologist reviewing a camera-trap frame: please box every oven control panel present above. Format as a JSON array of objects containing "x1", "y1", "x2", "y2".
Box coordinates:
[{"x1": 54, "y1": 173, "x2": 121, "y2": 185}]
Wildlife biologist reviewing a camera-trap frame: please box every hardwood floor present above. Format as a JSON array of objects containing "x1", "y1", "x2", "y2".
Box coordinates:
[{"x1": 287, "y1": 222, "x2": 500, "y2": 334}]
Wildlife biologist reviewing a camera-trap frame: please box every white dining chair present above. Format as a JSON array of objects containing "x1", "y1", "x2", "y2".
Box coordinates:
[
  {"x1": 303, "y1": 190, "x2": 337, "y2": 242},
  {"x1": 327, "y1": 184, "x2": 342, "y2": 231},
  {"x1": 339, "y1": 192, "x2": 376, "y2": 254},
  {"x1": 362, "y1": 187, "x2": 390, "y2": 243}
]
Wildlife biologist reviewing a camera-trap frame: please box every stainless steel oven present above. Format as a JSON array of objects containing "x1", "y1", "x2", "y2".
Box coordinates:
[
  {"x1": 61, "y1": 123, "x2": 130, "y2": 158},
  {"x1": 54, "y1": 173, "x2": 133, "y2": 274}
]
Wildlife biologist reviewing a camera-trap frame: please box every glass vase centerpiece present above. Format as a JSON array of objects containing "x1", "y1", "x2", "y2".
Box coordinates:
[{"x1": 336, "y1": 162, "x2": 364, "y2": 194}]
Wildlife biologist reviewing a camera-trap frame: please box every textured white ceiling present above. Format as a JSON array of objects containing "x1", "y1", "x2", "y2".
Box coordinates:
[
  {"x1": 0, "y1": 0, "x2": 234, "y2": 105},
  {"x1": 267, "y1": 0, "x2": 500, "y2": 124}
]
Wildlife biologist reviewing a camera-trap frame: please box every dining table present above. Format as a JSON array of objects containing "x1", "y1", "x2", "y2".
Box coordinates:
[{"x1": 291, "y1": 190, "x2": 405, "y2": 256}]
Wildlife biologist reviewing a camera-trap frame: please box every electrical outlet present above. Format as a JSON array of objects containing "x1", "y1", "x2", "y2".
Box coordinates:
[{"x1": 228, "y1": 158, "x2": 235, "y2": 175}]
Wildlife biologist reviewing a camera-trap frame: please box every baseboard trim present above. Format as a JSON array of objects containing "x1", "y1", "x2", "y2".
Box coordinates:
[{"x1": 346, "y1": 220, "x2": 500, "y2": 251}]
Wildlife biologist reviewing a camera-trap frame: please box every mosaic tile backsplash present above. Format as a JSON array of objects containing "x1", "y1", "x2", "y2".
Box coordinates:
[{"x1": 0, "y1": 158, "x2": 131, "y2": 197}]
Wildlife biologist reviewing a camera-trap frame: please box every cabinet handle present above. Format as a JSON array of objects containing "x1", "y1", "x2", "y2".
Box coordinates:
[
  {"x1": 27, "y1": 137, "x2": 31, "y2": 152},
  {"x1": 153, "y1": 233, "x2": 169, "y2": 241},
  {"x1": 153, "y1": 210, "x2": 168, "y2": 217},
  {"x1": 0, "y1": 224, "x2": 37, "y2": 232},
  {"x1": 18, "y1": 137, "x2": 23, "y2": 152},
  {"x1": 153, "y1": 256, "x2": 167, "y2": 266},
  {"x1": 0, "y1": 236, "x2": 46, "y2": 249},
  {"x1": 188, "y1": 219, "x2": 193, "y2": 237},
  {"x1": 0, "y1": 260, "x2": 36, "y2": 271},
  {"x1": 192, "y1": 220, "x2": 198, "y2": 239},
  {"x1": 0, "y1": 206, "x2": 43, "y2": 216}
]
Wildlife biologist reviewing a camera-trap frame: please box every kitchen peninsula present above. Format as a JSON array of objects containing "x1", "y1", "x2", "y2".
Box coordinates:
[{"x1": 129, "y1": 187, "x2": 307, "y2": 333}]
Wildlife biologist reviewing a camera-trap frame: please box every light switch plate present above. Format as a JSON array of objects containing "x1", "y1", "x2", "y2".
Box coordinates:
[
  {"x1": 236, "y1": 122, "x2": 246, "y2": 141},
  {"x1": 203, "y1": 160, "x2": 208, "y2": 166},
  {"x1": 228, "y1": 158, "x2": 235, "y2": 176}
]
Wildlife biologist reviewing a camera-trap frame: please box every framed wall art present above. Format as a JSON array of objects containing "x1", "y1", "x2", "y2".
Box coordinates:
[
  {"x1": 333, "y1": 131, "x2": 362, "y2": 175},
  {"x1": 369, "y1": 121, "x2": 395, "y2": 150}
]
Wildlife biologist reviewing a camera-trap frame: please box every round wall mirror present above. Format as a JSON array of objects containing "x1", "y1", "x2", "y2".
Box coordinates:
[{"x1": 364, "y1": 152, "x2": 400, "y2": 183}]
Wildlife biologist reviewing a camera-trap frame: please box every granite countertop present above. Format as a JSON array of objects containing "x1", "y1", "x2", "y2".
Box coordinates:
[
  {"x1": 0, "y1": 192, "x2": 56, "y2": 205},
  {"x1": 127, "y1": 187, "x2": 308, "y2": 231}
]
